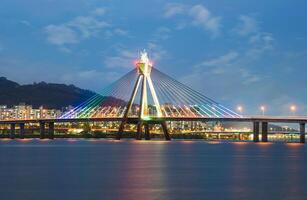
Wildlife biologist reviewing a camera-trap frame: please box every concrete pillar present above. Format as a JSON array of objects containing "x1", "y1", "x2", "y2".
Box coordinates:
[
  {"x1": 253, "y1": 122, "x2": 259, "y2": 142},
  {"x1": 136, "y1": 122, "x2": 142, "y2": 140},
  {"x1": 19, "y1": 123, "x2": 25, "y2": 139},
  {"x1": 10, "y1": 123, "x2": 16, "y2": 139},
  {"x1": 239, "y1": 133, "x2": 243, "y2": 141},
  {"x1": 116, "y1": 121, "x2": 125, "y2": 140},
  {"x1": 144, "y1": 124, "x2": 150, "y2": 140},
  {"x1": 262, "y1": 122, "x2": 268, "y2": 142},
  {"x1": 40, "y1": 122, "x2": 45, "y2": 139},
  {"x1": 161, "y1": 122, "x2": 171, "y2": 141},
  {"x1": 300, "y1": 123, "x2": 305, "y2": 143},
  {"x1": 49, "y1": 122, "x2": 54, "y2": 139}
]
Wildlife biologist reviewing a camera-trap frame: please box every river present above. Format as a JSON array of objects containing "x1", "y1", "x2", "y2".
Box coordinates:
[{"x1": 0, "y1": 139, "x2": 306, "y2": 200}]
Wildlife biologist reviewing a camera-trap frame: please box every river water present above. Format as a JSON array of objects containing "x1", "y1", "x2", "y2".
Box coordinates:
[{"x1": 0, "y1": 139, "x2": 306, "y2": 200}]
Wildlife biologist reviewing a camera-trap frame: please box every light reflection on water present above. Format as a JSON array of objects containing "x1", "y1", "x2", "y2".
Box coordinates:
[{"x1": 0, "y1": 139, "x2": 306, "y2": 200}]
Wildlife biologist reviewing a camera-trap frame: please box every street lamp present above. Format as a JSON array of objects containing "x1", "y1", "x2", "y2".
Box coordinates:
[
  {"x1": 260, "y1": 106, "x2": 266, "y2": 116},
  {"x1": 237, "y1": 106, "x2": 243, "y2": 114},
  {"x1": 290, "y1": 105, "x2": 296, "y2": 116}
]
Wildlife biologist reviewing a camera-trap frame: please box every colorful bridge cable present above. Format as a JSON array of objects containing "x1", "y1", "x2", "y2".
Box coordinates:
[
  {"x1": 62, "y1": 69, "x2": 138, "y2": 119},
  {"x1": 154, "y1": 71, "x2": 211, "y2": 117},
  {"x1": 60, "y1": 57, "x2": 240, "y2": 119},
  {"x1": 153, "y1": 68, "x2": 239, "y2": 117}
]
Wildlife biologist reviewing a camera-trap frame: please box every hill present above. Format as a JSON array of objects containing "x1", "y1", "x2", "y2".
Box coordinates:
[{"x1": 0, "y1": 77, "x2": 95, "y2": 109}]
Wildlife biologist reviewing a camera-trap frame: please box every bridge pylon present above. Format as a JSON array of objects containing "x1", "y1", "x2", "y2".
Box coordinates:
[{"x1": 117, "y1": 50, "x2": 170, "y2": 140}]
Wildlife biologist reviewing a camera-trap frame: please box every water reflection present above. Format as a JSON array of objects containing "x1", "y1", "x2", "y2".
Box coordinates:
[
  {"x1": 0, "y1": 140, "x2": 306, "y2": 200},
  {"x1": 115, "y1": 141, "x2": 170, "y2": 199}
]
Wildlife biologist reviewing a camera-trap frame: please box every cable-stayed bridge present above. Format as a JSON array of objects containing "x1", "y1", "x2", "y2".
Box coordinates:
[
  {"x1": 0, "y1": 51, "x2": 307, "y2": 143},
  {"x1": 60, "y1": 52, "x2": 240, "y2": 120},
  {"x1": 59, "y1": 50, "x2": 241, "y2": 140}
]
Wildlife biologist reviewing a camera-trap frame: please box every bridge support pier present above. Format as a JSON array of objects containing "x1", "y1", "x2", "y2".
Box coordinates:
[
  {"x1": 161, "y1": 122, "x2": 171, "y2": 141},
  {"x1": 116, "y1": 121, "x2": 125, "y2": 140},
  {"x1": 300, "y1": 123, "x2": 305, "y2": 143},
  {"x1": 10, "y1": 123, "x2": 16, "y2": 139},
  {"x1": 136, "y1": 122, "x2": 143, "y2": 140},
  {"x1": 253, "y1": 122, "x2": 259, "y2": 142},
  {"x1": 262, "y1": 122, "x2": 268, "y2": 142},
  {"x1": 49, "y1": 122, "x2": 54, "y2": 139},
  {"x1": 19, "y1": 123, "x2": 25, "y2": 139},
  {"x1": 40, "y1": 122, "x2": 45, "y2": 139},
  {"x1": 238, "y1": 133, "x2": 243, "y2": 141},
  {"x1": 144, "y1": 124, "x2": 150, "y2": 140},
  {"x1": 118, "y1": 120, "x2": 170, "y2": 141},
  {"x1": 135, "y1": 122, "x2": 142, "y2": 140}
]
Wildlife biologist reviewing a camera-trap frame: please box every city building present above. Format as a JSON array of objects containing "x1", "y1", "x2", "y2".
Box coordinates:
[{"x1": 0, "y1": 103, "x2": 62, "y2": 120}]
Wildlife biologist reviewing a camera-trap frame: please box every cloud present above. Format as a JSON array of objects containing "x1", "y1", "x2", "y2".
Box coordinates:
[
  {"x1": 181, "y1": 48, "x2": 264, "y2": 100},
  {"x1": 233, "y1": 15, "x2": 258, "y2": 36},
  {"x1": 103, "y1": 28, "x2": 129, "y2": 39},
  {"x1": 249, "y1": 32, "x2": 274, "y2": 47},
  {"x1": 247, "y1": 32, "x2": 274, "y2": 59},
  {"x1": 238, "y1": 68, "x2": 261, "y2": 85},
  {"x1": 196, "y1": 51, "x2": 239, "y2": 75},
  {"x1": 67, "y1": 16, "x2": 109, "y2": 38},
  {"x1": 164, "y1": 3, "x2": 221, "y2": 37},
  {"x1": 113, "y1": 28, "x2": 129, "y2": 36},
  {"x1": 196, "y1": 52, "x2": 261, "y2": 85},
  {"x1": 164, "y1": 3, "x2": 185, "y2": 18},
  {"x1": 180, "y1": 29, "x2": 276, "y2": 110},
  {"x1": 181, "y1": 16, "x2": 276, "y2": 98},
  {"x1": 189, "y1": 5, "x2": 221, "y2": 36},
  {"x1": 45, "y1": 15, "x2": 109, "y2": 46},
  {"x1": 198, "y1": 51, "x2": 239, "y2": 67},
  {"x1": 153, "y1": 27, "x2": 172, "y2": 40},
  {"x1": 45, "y1": 25, "x2": 79, "y2": 45},
  {"x1": 44, "y1": 8, "x2": 118, "y2": 51},
  {"x1": 20, "y1": 20, "x2": 31, "y2": 27},
  {"x1": 91, "y1": 7, "x2": 106, "y2": 16},
  {"x1": 104, "y1": 49, "x2": 136, "y2": 69},
  {"x1": 44, "y1": 7, "x2": 129, "y2": 52},
  {"x1": 58, "y1": 46, "x2": 73, "y2": 53},
  {"x1": 231, "y1": 15, "x2": 274, "y2": 59}
]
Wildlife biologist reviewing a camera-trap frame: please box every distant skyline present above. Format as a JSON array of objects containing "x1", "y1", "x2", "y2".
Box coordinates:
[{"x1": 1, "y1": 0, "x2": 307, "y2": 116}]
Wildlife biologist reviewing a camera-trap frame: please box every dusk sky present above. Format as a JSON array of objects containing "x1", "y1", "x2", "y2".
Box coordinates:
[{"x1": 1, "y1": 0, "x2": 307, "y2": 116}]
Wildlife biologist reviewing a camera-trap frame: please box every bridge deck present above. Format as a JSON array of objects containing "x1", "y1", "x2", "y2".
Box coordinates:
[{"x1": 1, "y1": 116, "x2": 307, "y2": 124}]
